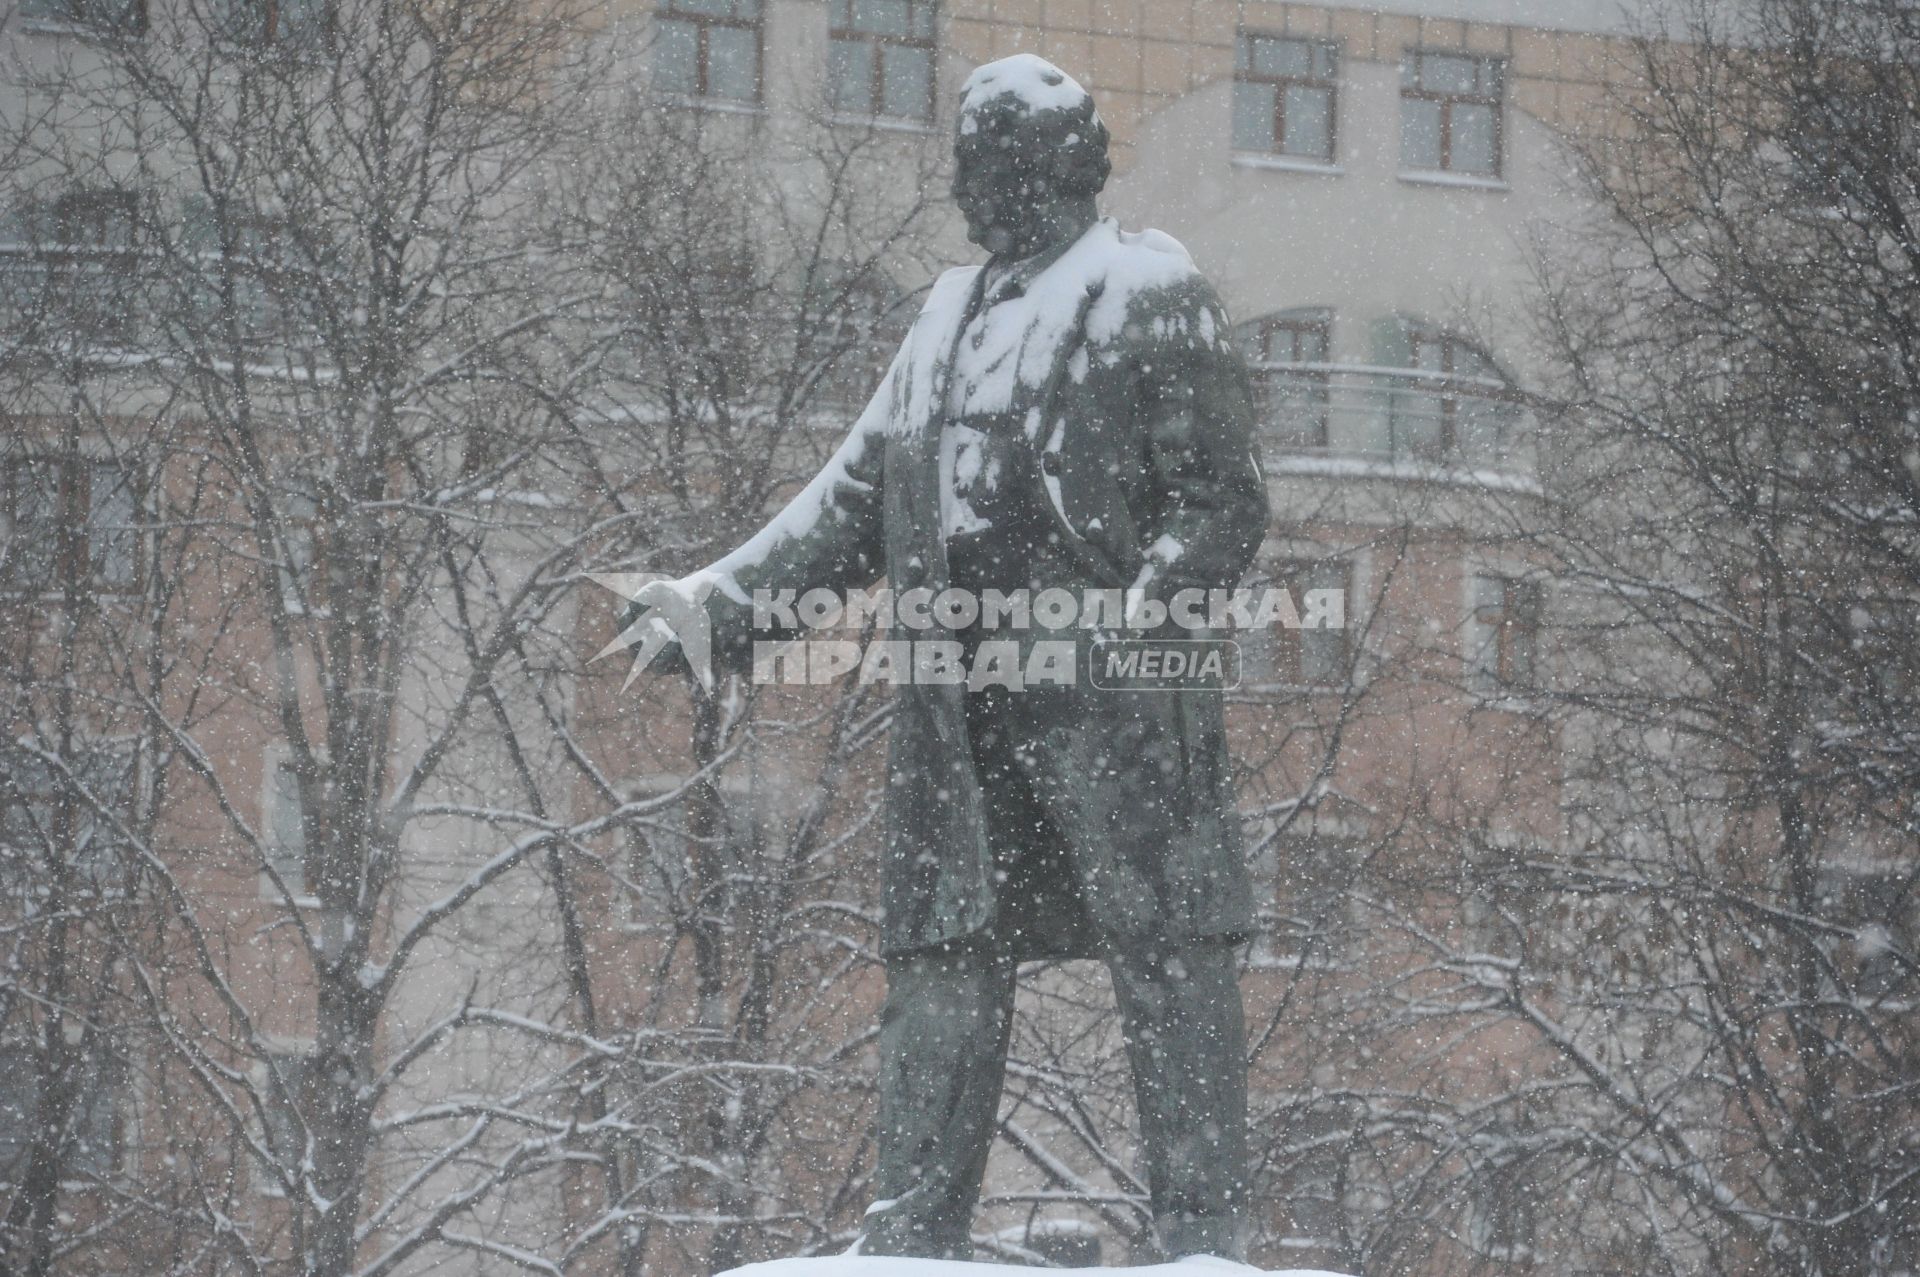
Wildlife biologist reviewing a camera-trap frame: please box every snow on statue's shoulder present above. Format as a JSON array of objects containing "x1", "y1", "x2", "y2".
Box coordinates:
[
  {"x1": 716, "y1": 1257, "x2": 1355, "y2": 1277},
  {"x1": 1117, "y1": 225, "x2": 1189, "y2": 260}
]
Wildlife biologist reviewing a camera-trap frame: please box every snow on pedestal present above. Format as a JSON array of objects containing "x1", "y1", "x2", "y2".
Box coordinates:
[{"x1": 716, "y1": 1256, "x2": 1356, "y2": 1277}]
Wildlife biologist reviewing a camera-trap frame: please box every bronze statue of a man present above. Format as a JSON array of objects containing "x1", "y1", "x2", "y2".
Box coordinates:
[{"x1": 619, "y1": 54, "x2": 1268, "y2": 1262}]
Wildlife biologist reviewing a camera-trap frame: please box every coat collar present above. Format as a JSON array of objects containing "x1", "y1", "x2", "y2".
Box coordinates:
[{"x1": 979, "y1": 217, "x2": 1099, "y2": 307}]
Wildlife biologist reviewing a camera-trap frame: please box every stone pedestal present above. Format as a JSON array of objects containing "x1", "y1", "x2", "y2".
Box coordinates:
[{"x1": 718, "y1": 1256, "x2": 1357, "y2": 1277}]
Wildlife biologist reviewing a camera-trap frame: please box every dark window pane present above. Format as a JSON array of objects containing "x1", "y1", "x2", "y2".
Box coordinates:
[
  {"x1": 1401, "y1": 96, "x2": 1441, "y2": 169},
  {"x1": 910, "y1": 0, "x2": 933, "y2": 38},
  {"x1": 853, "y1": 0, "x2": 908, "y2": 35},
  {"x1": 1282, "y1": 84, "x2": 1332, "y2": 159},
  {"x1": 268, "y1": 756, "x2": 306, "y2": 890},
  {"x1": 1420, "y1": 52, "x2": 1478, "y2": 94},
  {"x1": 654, "y1": 19, "x2": 700, "y2": 95},
  {"x1": 881, "y1": 43, "x2": 931, "y2": 119},
  {"x1": 88, "y1": 463, "x2": 137, "y2": 586},
  {"x1": 1233, "y1": 80, "x2": 1277, "y2": 152},
  {"x1": 667, "y1": 0, "x2": 731, "y2": 15},
  {"x1": 706, "y1": 23, "x2": 759, "y2": 101},
  {"x1": 22, "y1": 0, "x2": 144, "y2": 30},
  {"x1": 1451, "y1": 102, "x2": 1497, "y2": 173},
  {"x1": 279, "y1": 0, "x2": 328, "y2": 42},
  {"x1": 4, "y1": 462, "x2": 62, "y2": 586},
  {"x1": 1392, "y1": 387, "x2": 1445, "y2": 457},
  {"x1": 829, "y1": 38, "x2": 869, "y2": 113},
  {"x1": 1251, "y1": 36, "x2": 1310, "y2": 78}
]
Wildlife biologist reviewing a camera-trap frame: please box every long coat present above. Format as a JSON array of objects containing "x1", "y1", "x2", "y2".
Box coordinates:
[{"x1": 691, "y1": 218, "x2": 1269, "y2": 959}]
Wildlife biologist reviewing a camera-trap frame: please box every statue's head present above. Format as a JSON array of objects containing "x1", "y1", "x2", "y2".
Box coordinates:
[{"x1": 953, "y1": 54, "x2": 1111, "y2": 258}]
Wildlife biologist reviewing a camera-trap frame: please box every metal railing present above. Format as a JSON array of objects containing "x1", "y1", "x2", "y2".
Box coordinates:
[{"x1": 1252, "y1": 363, "x2": 1536, "y2": 477}]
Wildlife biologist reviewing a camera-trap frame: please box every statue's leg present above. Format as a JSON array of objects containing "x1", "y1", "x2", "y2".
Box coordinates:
[
  {"x1": 1108, "y1": 940, "x2": 1250, "y2": 1261},
  {"x1": 861, "y1": 941, "x2": 1017, "y2": 1259}
]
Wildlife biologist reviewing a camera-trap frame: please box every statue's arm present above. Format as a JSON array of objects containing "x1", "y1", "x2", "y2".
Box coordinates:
[
  {"x1": 702, "y1": 428, "x2": 887, "y2": 671},
  {"x1": 1129, "y1": 279, "x2": 1269, "y2": 598},
  {"x1": 661, "y1": 369, "x2": 892, "y2": 677}
]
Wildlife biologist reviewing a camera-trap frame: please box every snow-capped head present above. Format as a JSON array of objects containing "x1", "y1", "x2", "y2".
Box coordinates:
[
  {"x1": 952, "y1": 55, "x2": 1111, "y2": 255},
  {"x1": 959, "y1": 54, "x2": 1092, "y2": 123}
]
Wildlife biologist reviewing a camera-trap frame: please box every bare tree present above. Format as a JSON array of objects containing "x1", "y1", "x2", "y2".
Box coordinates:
[
  {"x1": 0, "y1": 2, "x2": 944, "y2": 1274},
  {"x1": 1333, "y1": 2, "x2": 1920, "y2": 1274}
]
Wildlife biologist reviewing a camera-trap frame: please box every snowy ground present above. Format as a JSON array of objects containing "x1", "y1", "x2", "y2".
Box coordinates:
[{"x1": 718, "y1": 1256, "x2": 1354, "y2": 1277}]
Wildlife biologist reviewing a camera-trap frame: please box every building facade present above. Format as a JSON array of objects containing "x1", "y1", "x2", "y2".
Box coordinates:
[{"x1": 0, "y1": 0, "x2": 1684, "y2": 1273}]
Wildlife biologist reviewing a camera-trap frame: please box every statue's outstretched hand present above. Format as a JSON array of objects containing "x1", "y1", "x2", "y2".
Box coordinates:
[{"x1": 589, "y1": 573, "x2": 719, "y2": 693}]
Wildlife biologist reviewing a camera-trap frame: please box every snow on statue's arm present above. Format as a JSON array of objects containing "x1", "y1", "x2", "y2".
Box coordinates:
[
  {"x1": 1125, "y1": 275, "x2": 1268, "y2": 608},
  {"x1": 620, "y1": 353, "x2": 895, "y2": 682}
]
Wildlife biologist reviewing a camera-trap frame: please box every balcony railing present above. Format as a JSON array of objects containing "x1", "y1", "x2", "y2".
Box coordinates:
[{"x1": 1252, "y1": 363, "x2": 1537, "y2": 479}]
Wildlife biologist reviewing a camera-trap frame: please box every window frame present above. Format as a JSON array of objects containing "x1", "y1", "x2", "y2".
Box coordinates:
[
  {"x1": 251, "y1": 1043, "x2": 316, "y2": 1198},
  {"x1": 1400, "y1": 50, "x2": 1505, "y2": 178},
  {"x1": 1241, "y1": 310, "x2": 1334, "y2": 451},
  {"x1": 214, "y1": 0, "x2": 334, "y2": 50},
  {"x1": 1814, "y1": 864, "x2": 1916, "y2": 1003},
  {"x1": 0, "y1": 1043, "x2": 125, "y2": 1187},
  {"x1": 1467, "y1": 1152, "x2": 1543, "y2": 1263},
  {"x1": 1468, "y1": 571, "x2": 1544, "y2": 695},
  {"x1": 617, "y1": 771, "x2": 768, "y2": 935},
  {"x1": 1385, "y1": 320, "x2": 1520, "y2": 463},
  {"x1": 5, "y1": 189, "x2": 147, "y2": 351},
  {"x1": 1261, "y1": 556, "x2": 1352, "y2": 690},
  {"x1": 654, "y1": 0, "x2": 765, "y2": 106},
  {"x1": 1233, "y1": 31, "x2": 1339, "y2": 163},
  {"x1": 0, "y1": 455, "x2": 144, "y2": 597},
  {"x1": 828, "y1": 0, "x2": 937, "y2": 124},
  {"x1": 0, "y1": 740, "x2": 138, "y2": 893},
  {"x1": 1248, "y1": 828, "x2": 1362, "y2": 973},
  {"x1": 19, "y1": 0, "x2": 148, "y2": 35},
  {"x1": 259, "y1": 747, "x2": 319, "y2": 904}
]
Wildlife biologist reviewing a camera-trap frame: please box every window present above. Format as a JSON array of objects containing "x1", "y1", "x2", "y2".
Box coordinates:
[
  {"x1": 1233, "y1": 33, "x2": 1338, "y2": 162},
  {"x1": 275, "y1": 482, "x2": 319, "y2": 615},
  {"x1": 0, "y1": 458, "x2": 141, "y2": 594},
  {"x1": 1468, "y1": 573, "x2": 1543, "y2": 693},
  {"x1": 0, "y1": 1046, "x2": 122, "y2": 1186},
  {"x1": 654, "y1": 0, "x2": 762, "y2": 105},
  {"x1": 0, "y1": 743, "x2": 134, "y2": 891},
  {"x1": 1823, "y1": 596, "x2": 1918, "y2": 712},
  {"x1": 263, "y1": 752, "x2": 310, "y2": 897},
  {"x1": 1276, "y1": 1105, "x2": 1353, "y2": 1248},
  {"x1": 829, "y1": 0, "x2": 935, "y2": 123},
  {"x1": 1245, "y1": 558, "x2": 1349, "y2": 688},
  {"x1": 1816, "y1": 867, "x2": 1915, "y2": 1002},
  {"x1": 1250, "y1": 833, "x2": 1357, "y2": 971},
  {"x1": 620, "y1": 773, "x2": 769, "y2": 933},
  {"x1": 3, "y1": 190, "x2": 144, "y2": 349},
  {"x1": 1240, "y1": 310, "x2": 1332, "y2": 450},
  {"x1": 254, "y1": 1046, "x2": 315, "y2": 1196},
  {"x1": 1401, "y1": 51, "x2": 1503, "y2": 177},
  {"x1": 215, "y1": 0, "x2": 330, "y2": 47},
  {"x1": 19, "y1": 0, "x2": 147, "y2": 33},
  {"x1": 620, "y1": 779, "x2": 694, "y2": 934},
  {"x1": 1468, "y1": 1154, "x2": 1541, "y2": 1262},
  {"x1": 1376, "y1": 320, "x2": 1521, "y2": 463},
  {"x1": 44, "y1": 190, "x2": 140, "y2": 250}
]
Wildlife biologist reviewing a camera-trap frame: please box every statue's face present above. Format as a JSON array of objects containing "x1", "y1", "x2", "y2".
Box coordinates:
[{"x1": 951, "y1": 114, "x2": 1049, "y2": 256}]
